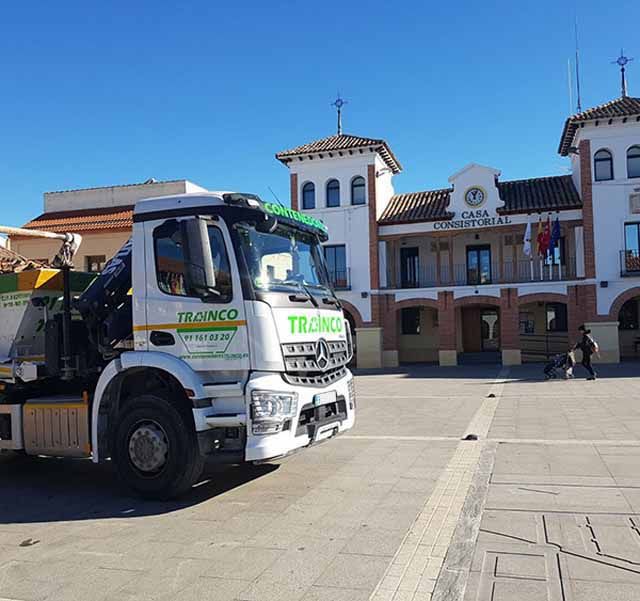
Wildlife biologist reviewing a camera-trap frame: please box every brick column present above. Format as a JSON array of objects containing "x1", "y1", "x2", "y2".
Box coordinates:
[
  {"x1": 367, "y1": 164, "x2": 379, "y2": 289},
  {"x1": 290, "y1": 173, "x2": 299, "y2": 211},
  {"x1": 578, "y1": 139, "x2": 596, "y2": 279},
  {"x1": 567, "y1": 283, "x2": 598, "y2": 345},
  {"x1": 500, "y1": 288, "x2": 521, "y2": 365},
  {"x1": 437, "y1": 291, "x2": 456, "y2": 366}
]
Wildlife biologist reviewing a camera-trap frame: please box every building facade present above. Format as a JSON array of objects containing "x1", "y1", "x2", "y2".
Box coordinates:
[{"x1": 276, "y1": 94, "x2": 640, "y2": 367}]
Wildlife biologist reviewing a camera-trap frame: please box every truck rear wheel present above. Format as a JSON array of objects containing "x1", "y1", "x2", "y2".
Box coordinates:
[{"x1": 112, "y1": 395, "x2": 204, "y2": 500}]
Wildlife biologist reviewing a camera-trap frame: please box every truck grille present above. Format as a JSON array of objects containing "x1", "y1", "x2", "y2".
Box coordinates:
[{"x1": 281, "y1": 340, "x2": 349, "y2": 388}]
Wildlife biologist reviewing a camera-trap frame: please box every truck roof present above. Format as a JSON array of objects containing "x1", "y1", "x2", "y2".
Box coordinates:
[
  {"x1": 133, "y1": 192, "x2": 329, "y2": 239},
  {"x1": 133, "y1": 192, "x2": 229, "y2": 215}
]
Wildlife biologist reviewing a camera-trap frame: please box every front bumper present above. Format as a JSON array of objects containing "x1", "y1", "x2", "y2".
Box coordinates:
[{"x1": 244, "y1": 371, "x2": 355, "y2": 462}]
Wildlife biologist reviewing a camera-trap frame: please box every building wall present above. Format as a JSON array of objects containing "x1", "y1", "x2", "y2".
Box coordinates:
[
  {"x1": 574, "y1": 122, "x2": 640, "y2": 315},
  {"x1": 10, "y1": 230, "x2": 130, "y2": 270},
  {"x1": 44, "y1": 180, "x2": 207, "y2": 212}
]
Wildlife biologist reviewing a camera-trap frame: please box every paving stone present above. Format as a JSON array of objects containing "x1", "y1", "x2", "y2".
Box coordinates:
[
  {"x1": 341, "y1": 527, "x2": 407, "y2": 557},
  {"x1": 300, "y1": 585, "x2": 371, "y2": 601},
  {"x1": 317, "y1": 553, "x2": 390, "y2": 591}
]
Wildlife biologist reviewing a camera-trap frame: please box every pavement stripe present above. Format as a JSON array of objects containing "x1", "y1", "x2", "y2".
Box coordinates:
[
  {"x1": 345, "y1": 436, "x2": 640, "y2": 445},
  {"x1": 343, "y1": 436, "x2": 460, "y2": 442},
  {"x1": 368, "y1": 368, "x2": 508, "y2": 601}
]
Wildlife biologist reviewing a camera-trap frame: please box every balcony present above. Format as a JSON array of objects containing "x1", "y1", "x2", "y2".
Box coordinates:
[
  {"x1": 621, "y1": 250, "x2": 640, "y2": 277},
  {"x1": 328, "y1": 268, "x2": 351, "y2": 290},
  {"x1": 385, "y1": 257, "x2": 577, "y2": 290}
]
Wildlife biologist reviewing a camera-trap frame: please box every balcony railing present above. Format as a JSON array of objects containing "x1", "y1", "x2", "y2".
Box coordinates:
[
  {"x1": 621, "y1": 250, "x2": 640, "y2": 277},
  {"x1": 386, "y1": 257, "x2": 577, "y2": 290},
  {"x1": 328, "y1": 268, "x2": 351, "y2": 290}
]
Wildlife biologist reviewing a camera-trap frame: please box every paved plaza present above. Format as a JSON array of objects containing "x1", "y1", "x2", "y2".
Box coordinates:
[{"x1": 2, "y1": 363, "x2": 640, "y2": 600}]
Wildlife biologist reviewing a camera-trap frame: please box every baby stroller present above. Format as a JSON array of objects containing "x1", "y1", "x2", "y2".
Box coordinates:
[{"x1": 544, "y1": 350, "x2": 575, "y2": 380}]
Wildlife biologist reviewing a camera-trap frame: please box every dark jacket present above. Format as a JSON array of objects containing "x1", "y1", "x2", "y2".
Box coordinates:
[{"x1": 577, "y1": 333, "x2": 596, "y2": 356}]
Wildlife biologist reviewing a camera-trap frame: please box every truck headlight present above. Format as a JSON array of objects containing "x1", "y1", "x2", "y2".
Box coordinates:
[{"x1": 250, "y1": 391, "x2": 298, "y2": 435}]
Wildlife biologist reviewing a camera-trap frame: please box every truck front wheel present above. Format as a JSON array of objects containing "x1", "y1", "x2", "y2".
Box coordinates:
[{"x1": 112, "y1": 395, "x2": 204, "y2": 499}]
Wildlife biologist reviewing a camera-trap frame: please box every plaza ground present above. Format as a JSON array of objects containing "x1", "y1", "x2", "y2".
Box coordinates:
[{"x1": 2, "y1": 364, "x2": 640, "y2": 600}]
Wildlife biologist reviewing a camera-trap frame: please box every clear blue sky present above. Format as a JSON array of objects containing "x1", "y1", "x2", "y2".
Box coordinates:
[{"x1": 1, "y1": 0, "x2": 638, "y2": 226}]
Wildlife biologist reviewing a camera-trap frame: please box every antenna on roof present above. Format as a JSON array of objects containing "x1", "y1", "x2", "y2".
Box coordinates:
[
  {"x1": 567, "y1": 58, "x2": 574, "y2": 114},
  {"x1": 574, "y1": 16, "x2": 582, "y2": 113},
  {"x1": 267, "y1": 186, "x2": 285, "y2": 208},
  {"x1": 331, "y1": 93, "x2": 347, "y2": 135},
  {"x1": 612, "y1": 49, "x2": 633, "y2": 97}
]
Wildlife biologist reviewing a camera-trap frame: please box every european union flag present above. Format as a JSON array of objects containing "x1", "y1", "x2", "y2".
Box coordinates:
[{"x1": 550, "y1": 217, "x2": 561, "y2": 252}]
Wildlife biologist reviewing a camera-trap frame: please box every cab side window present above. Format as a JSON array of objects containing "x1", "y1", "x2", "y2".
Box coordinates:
[
  {"x1": 153, "y1": 220, "x2": 233, "y2": 302},
  {"x1": 154, "y1": 221, "x2": 189, "y2": 296}
]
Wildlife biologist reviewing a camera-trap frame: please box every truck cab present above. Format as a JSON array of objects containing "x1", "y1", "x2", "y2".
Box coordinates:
[{"x1": 0, "y1": 192, "x2": 355, "y2": 498}]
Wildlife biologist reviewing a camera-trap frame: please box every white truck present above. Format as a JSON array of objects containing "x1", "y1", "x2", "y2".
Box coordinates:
[{"x1": 0, "y1": 192, "x2": 355, "y2": 498}]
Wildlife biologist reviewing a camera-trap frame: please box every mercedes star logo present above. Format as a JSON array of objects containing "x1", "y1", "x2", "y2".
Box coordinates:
[{"x1": 315, "y1": 338, "x2": 331, "y2": 371}]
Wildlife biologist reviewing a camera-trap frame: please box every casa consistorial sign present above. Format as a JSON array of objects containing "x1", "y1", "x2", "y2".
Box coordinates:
[{"x1": 433, "y1": 209, "x2": 513, "y2": 231}]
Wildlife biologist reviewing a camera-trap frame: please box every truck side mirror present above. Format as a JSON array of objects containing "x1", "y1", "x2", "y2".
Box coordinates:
[{"x1": 180, "y1": 218, "x2": 218, "y2": 298}]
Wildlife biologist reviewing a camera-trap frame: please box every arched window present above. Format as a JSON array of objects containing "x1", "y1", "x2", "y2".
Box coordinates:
[
  {"x1": 594, "y1": 149, "x2": 613, "y2": 181},
  {"x1": 326, "y1": 179, "x2": 340, "y2": 207},
  {"x1": 351, "y1": 176, "x2": 366, "y2": 205},
  {"x1": 628, "y1": 146, "x2": 640, "y2": 179},
  {"x1": 302, "y1": 182, "x2": 315, "y2": 209}
]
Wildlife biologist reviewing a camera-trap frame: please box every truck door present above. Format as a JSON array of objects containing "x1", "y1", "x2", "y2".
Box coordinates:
[{"x1": 140, "y1": 217, "x2": 250, "y2": 373}]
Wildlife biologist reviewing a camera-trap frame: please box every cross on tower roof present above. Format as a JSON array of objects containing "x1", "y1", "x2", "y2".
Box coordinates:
[
  {"x1": 331, "y1": 94, "x2": 347, "y2": 135},
  {"x1": 612, "y1": 49, "x2": 634, "y2": 97}
]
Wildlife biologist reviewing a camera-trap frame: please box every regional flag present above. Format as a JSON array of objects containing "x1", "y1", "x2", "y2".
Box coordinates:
[
  {"x1": 523, "y1": 220, "x2": 532, "y2": 257},
  {"x1": 536, "y1": 218, "x2": 545, "y2": 256}
]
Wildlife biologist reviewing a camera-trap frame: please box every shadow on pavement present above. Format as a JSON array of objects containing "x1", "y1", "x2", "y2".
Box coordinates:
[
  {"x1": 0, "y1": 452, "x2": 278, "y2": 524},
  {"x1": 354, "y1": 361, "x2": 640, "y2": 382}
]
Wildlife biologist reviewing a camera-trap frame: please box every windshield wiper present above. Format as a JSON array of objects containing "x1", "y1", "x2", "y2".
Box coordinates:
[
  {"x1": 300, "y1": 282, "x2": 319, "y2": 307},
  {"x1": 280, "y1": 279, "x2": 318, "y2": 307},
  {"x1": 322, "y1": 296, "x2": 341, "y2": 307}
]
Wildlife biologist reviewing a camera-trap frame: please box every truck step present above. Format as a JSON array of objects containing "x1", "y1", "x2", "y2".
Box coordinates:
[
  {"x1": 205, "y1": 414, "x2": 247, "y2": 428},
  {"x1": 23, "y1": 396, "x2": 90, "y2": 458}
]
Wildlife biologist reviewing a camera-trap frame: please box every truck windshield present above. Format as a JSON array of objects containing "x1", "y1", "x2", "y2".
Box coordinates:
[{"x1": 235, "y1": 224, "x2": 331, "y2": 293}]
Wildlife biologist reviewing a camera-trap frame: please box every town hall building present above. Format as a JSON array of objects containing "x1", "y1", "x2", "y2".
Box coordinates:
[{"x1": 276, "y1": 91, "x2": 640, "y2": 368}]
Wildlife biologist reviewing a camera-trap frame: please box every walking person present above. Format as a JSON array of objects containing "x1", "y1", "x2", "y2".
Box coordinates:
[{"x1": 573, "y1": 325, "x2": 599, "y2": 380}]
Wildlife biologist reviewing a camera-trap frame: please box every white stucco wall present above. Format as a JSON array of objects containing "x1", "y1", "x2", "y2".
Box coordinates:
[
  {"x1": 44, "y1": 180, "x2": 207, "y2": 212},
  {"x1": 574, "y1": 121, "x2": 640, "y2": 315}
]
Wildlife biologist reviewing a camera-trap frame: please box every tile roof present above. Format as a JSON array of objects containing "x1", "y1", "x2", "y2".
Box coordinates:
[
  {"x1": 378, "y1": 175, "x2": 581, "y2": 225},
  {"x1": 379, "y1": 188, "x2": 453, "y2": 224},
  {"x1": 558, "y1": 96, "x2": 640, "y2": 155},
  {"x1": 19, "y1": 205, "x2": 134, "y2": 235},
  {"x1": 0, "y1": 247, "x2": 49, "y2": 273},
  {"x1": 496, "y1": 175, "x2": 582, "y2": 214},
  {"x1": 276, "y1": 133, "x2": 402, "y2": 174}
]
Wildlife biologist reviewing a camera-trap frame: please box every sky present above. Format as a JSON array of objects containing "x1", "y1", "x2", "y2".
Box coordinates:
[{"x1": 1, "y1": 0, "x2": 639, "y2": 227}]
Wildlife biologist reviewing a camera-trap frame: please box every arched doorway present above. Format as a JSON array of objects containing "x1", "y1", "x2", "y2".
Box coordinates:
[
  {"x1": 389, "y1": 299, "x2": 439, "y2": 364},
  {"x1": 617, "y1": 297, "x2": 640, "y2": 360},
  {"x1": 607, "y1": 288, "x2": 640, "y2": 361},
  {"x1": 455, "y1": 297, "x2": 502, "y2": 364},
  {"x1": 518, "y1": 294, "x2": 569, "y2": 362}
]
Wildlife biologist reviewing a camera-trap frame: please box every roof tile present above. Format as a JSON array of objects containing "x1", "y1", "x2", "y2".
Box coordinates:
[
  {"x1": 379, "y1": 175, "x2": 581, "y2": 225},
  {"x1": 276, "y1": 133, "x2": 402, "y2": 174},
  {"x1": 19, "y1": 205, "x2": 134, "y2": 234},
  {"x1": 558, "y1": 96, "x2": 640, "y2": 155}
]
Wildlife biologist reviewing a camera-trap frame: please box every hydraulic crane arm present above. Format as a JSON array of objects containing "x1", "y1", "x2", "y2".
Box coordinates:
[{"x1": 0, "y1": 225, "x2": 82, "y2": 268}]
